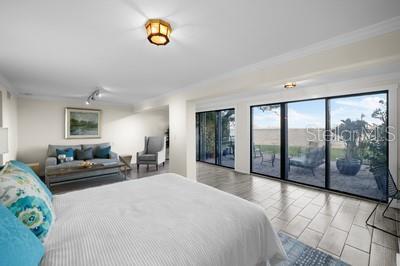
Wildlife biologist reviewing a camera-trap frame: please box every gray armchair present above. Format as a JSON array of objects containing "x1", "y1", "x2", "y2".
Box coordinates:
[{"x1": 137, "y1": 136, "x2": 166, "y2": 171}]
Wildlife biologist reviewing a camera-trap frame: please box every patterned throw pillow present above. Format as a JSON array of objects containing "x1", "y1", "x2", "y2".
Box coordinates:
[
  {"x1": 0, "y1": 163, "x2": 55, "y2": 241},
  {"x1": 9, "y1": 160, "x2": 53, "y2": 200},
  {"x1": 56, "y1": 148, "x2": 74, "y2": 163}
]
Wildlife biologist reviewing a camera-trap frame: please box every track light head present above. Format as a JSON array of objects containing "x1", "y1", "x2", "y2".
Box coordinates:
[{"x1": 85, "y1": 88, "x2": 103, "y2": 104}]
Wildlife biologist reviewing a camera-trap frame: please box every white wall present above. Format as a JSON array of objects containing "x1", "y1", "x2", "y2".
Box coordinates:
[
  {"x1": 17, "y1": 97, "x2": 168, "y2": 173},
  {"x1": 0, "y1": 81, "x2": 18, "y2": 164},
  {"x1": 168, "y1": 98, "x2": 196, "y2": 179},
  {"x1": 234, "y1": 101, "x2": 250, "y2": 173}
]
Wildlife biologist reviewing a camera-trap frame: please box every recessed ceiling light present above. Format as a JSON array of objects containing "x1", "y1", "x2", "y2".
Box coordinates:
[
  {"x1": 145, "y1": 19, "x2": 172, "y2": 46},
  {"x1": 284, "y1": 82, "x2": 296, "y2": 89}
]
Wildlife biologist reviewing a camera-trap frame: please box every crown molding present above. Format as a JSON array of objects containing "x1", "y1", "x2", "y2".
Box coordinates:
[
  {"x1": 195, "y1": 71, "x2": 400, "y2": 111},
  {"x1": 252, "y1": 16, "x2": 400, "y2": 70},
  {"x1": 145, "y1": 16, "x2": 400, "y2": 107}
]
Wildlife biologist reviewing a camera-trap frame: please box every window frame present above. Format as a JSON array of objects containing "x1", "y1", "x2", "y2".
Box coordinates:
[
  {"x1": 250, "y1": 90, "x2": 389, "y2": 202},
  {"x1": 196, "y1": 108, "x2": 235, "y2": 169}
]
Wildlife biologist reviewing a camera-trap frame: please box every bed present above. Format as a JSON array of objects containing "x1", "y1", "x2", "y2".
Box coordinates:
[{"x1": 41, "y1": 173, "x2": 287, "y2": 266}]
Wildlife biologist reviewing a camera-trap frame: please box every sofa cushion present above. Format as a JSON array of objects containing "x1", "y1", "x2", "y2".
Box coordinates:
[
  {"x1": 0, "y1": 163, "x2": 55, "y2": 241},
  {"x1": 89, "y1": 158, "x2": 119, "y2": 165},
  {"x1": 76, "y1": 148, "x2": 94, "y2": 160},
  {"x1": 0, "y1": 204, "x2": 45, "y2": 266},
  {"x1": 9, "y1": 160, "x2": 52, "y2": 200},
  {"x1": 48, "y1": 144, "x2": 81, "y2": 157},
  {"x1": 46, "y1": 160, "x2": 84, "y2": 170},
  {"x1": 138, "y1": 154, "x2": 157, "y2": 161},
  {"x1": 94, "y1": 146, "x2": 111, "y2": 159}
]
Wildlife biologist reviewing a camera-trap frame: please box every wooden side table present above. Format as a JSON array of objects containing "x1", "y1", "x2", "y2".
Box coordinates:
[
  {"x1": 119, "y1": 155, "x2": 132, "y2": 170},
  {"x1": 26, "y1": 162, "x2": 41, "y2": 176}
]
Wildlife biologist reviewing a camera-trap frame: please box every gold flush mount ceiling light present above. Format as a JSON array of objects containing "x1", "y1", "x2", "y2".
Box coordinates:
[
  {"x1": 284, "y1": 82, "x2": 296, "y2": 89},
  {"x1": 145, "y1": 19, "x2": 172, "y2": 46}
]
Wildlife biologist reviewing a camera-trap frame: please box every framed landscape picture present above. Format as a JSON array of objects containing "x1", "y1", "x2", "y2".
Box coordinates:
[{"x1": 65, "y1": 108, "x2": 101, "y2": 139}]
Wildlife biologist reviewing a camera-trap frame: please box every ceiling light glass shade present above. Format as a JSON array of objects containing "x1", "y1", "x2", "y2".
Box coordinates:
[
  {"x1": 145, "y1": 19, "x2": 172, "y2": 46},
  {"x1": 284, "y1": 82, "x2": 296, "y2": 89}
]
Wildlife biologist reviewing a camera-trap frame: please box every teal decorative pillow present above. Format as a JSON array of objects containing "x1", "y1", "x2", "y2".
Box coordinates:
[
  {"x1": 0, "y1": 204, "x2": 45, "y2": 266},
  {"x1": 95, "y1": 146, "x2": 111, "y2": 159},
  {"x1": 0, "y1": 163, "x2": 55, "y2": 241}
]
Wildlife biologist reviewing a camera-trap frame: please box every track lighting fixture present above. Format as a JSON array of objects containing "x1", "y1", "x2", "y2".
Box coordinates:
[{"x1": 86, "y1": 88, "x2": 102, "y2": 105}]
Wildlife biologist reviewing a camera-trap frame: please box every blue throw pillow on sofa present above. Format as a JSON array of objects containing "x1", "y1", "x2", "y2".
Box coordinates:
[
  {"x1": 95, "y1": 146, "x2": 111, "y2": 159},
  {"x1": 76, "y1": 148, "x2": 94, "y2": 160},
  {"x1": 0, "y1": 204, "x2": 45, "y2": 266},
  {"x1": 9, "y1": 160, "x2": 52, "y2": 200}
]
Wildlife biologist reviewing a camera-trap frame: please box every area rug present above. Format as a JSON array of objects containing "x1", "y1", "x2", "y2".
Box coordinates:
[{"x1": 278, "y1": 232, "x2": 349, "y2": 266}]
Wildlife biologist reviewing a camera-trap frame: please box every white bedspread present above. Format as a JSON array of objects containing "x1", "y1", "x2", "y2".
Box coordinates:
[{"x1": 42, "y1": 173, "x2": 286, "y2": 266}]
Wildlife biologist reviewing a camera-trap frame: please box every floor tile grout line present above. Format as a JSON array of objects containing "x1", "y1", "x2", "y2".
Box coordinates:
[{"x1": 196, "y1": 163, "x2": 400, "y2": 264}]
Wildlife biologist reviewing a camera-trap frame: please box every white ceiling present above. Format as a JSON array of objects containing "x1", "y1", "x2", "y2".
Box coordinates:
[{"x1": 0, "y1": 0, "x2": 399, "y2": 104}]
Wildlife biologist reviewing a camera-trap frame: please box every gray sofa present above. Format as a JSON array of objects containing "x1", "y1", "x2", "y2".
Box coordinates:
[{"x1": 45, "y1": 143, "x2": 119, "y2": 185}]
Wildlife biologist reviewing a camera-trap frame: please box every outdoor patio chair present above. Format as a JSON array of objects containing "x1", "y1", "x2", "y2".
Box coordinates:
[
  {"x1": 366, "y1": 166, "x2": 399, "y2": 237},
  {"x1": 289, "y1": 147, "x2": 325, "y2": 176},
  {"x1": 253, "y1": 144, "x2": 262, "y2": 158},
  {"x1": 260, "y1": 151, "x2": 276, "y2": 167},
  {"x1": 252, "y1": 144, "x2": 276, "y2": 167}
]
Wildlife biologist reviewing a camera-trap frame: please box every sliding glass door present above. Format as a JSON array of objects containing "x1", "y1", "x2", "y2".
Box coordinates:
[
  {"x1": 287, "y1": 100, "x2": 325, "y2": 187},
  {"x1": 217, "y1": 110, "x2": 235, "y2": 168},
  {"x1": 198, "y1": 112, "x2": 216, "y2": 164},
  {"x1": 251, "y1": 91, "x2": 388, "y2": 201},
  {"x1": 197, "y1": 109, "x2": 235, "y2": 168},
  {"x1": 329, "y1": 93, "x2": 388, "y2": 200},
  {"x1": 251, "y1": 104, "x2": 281, "y2": 177}
]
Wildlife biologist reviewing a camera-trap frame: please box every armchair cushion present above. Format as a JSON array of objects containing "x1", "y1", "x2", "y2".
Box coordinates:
[{"x1": 138, "y1": 154, "x2": 157, "y2": 161}]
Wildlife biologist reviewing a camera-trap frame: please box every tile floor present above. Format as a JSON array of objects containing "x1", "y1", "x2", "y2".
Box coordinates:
[{"x1": 197, "y1": 162, "x2": 399, "y2": 266}]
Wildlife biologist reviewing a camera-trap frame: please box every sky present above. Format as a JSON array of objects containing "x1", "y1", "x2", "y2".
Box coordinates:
[{"x1": 253, "y1": 93, "x2": 387, "y2": 129}]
